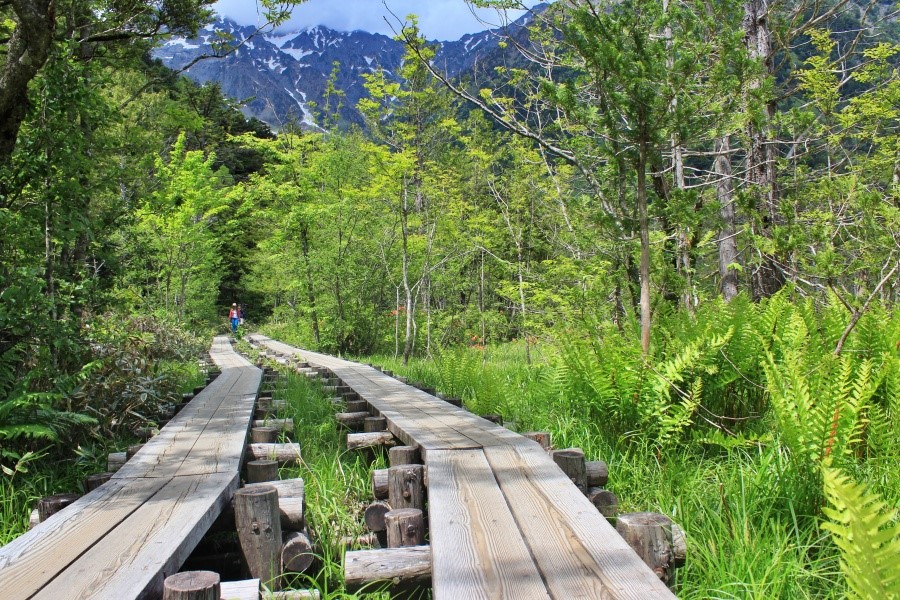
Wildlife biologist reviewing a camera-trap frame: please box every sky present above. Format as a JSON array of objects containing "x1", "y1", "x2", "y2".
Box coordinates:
[{"x1": 213, "y1": 0, "x2": 544, "y2": 41}]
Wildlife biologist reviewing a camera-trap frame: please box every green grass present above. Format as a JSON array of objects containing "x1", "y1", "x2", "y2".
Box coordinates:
[
  {"x1": 359, "y1": 344, "x2": 851, "y2": 599},
  {"x1": 266, "y1": 362, "x2": 397, "y2": 599}
]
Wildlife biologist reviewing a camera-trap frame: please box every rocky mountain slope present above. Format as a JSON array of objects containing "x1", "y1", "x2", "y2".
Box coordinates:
[{"x1": 153, "y1": 10, "x2": 541, "y2": 130}]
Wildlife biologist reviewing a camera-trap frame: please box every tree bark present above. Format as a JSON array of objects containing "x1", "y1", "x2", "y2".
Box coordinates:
[
  {"x1": 0, "y1": 1, "x2": 56, "y2": 165},
  {"x1": 299, "y1": 225, "x2": 320, "y2": 345},
  {"x1": 637, "y1": 145, "x2": 652, "y2": 355},
  {"x1": 743, "y1": 0, "x2": 784, "y2": 300},
  {"x1": 715, "y1": 136, "x2": 740, "y2": 300}
]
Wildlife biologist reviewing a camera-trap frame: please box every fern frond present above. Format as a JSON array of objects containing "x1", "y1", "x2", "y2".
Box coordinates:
[{"x1": 822, "y1": 467, "x2": 900, "y2": 599}]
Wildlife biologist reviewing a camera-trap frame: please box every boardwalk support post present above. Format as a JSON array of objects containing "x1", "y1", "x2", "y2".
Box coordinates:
[
  {"x1": 235, "y1": 486, "x2": 283, "y2": 591},
  {"x1": 246, "y1": 459, "x2": 279, "y2": 483},
  {"x1": 163, "y1": 571, "x2": 220, "y2": 600},
  {"x1": 344, "y1": 546, "x2": 432, "y2": 593},
  {"x1": 552, "y1": 448, "x2": 587, "y2": 493},
  {"x1": 251, "y1": 427, "x2": 279, "y2": 443},
  {"x1": 385, "y1": 508, "x2": 425, "y2": 548},
  {"x1": 282, "y1": 531, "x2": 315, "y2": 573},
  {"x1": 372, "y1": 468, "x2": 389, "y2": 500},
  {"x1": 388, "y1": 465, "x2": 425, "y2": 510},
  {"x1": 615, "y1": 512, "x2": 683, "y2": 588},
  {"x1": 37, "y1": 493, "x2": 80, "y2": 522},
  {"x1": 586, "y1": 460, "x2": 609, "y2": 487},
  {"x1": 347, "y1": 431, "x2": 397, "y2": 451},
  {"x1": 523, "y1": 431, "x2": 552, "y2": 450},
  {"x1": 364, "y1": 500, "x2": 392, "y2": 533},
  {"x1": 389, "y1": 445, "x2": 421, "y2": 466}
]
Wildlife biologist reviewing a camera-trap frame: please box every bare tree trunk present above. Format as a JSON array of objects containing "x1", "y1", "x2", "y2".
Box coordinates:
[
  {"x1": 401, "y1": 180, "x2": 415, "y2": 365},
  {"x1": 663, "y1": 0, "x2": 693, "y2": 314},
  {"x1": 479, "y1": 251, "x2": 486, "y2": 344},
  {"x1": 638, "y1": 146, "x2": 652, "y2": 355},
  {"x1": 715, "y1": 136, "x2": 740, "y2": 301},
  {"x1": 0, "y1": 1, "x2": 56, "y2": 166},
  {"x1": 394, "y1": 287, "x2": 400, "y2": 359},
  {"x1": 744, "y1": 0, "x2": 784, "y2": 300},
  {"x1": 299, "y1": 225, "x2": 320, "y2": 345},
  {"x1": 516, "y1": 247, "x2": 531, "y2": 365}
]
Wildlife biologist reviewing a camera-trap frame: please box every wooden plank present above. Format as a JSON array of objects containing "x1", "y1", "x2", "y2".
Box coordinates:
[
  {"x1": 113, "y1": 367, "x2": 259, "y2": 480},
  {"x1": 0, "y1": 478, "x2": 169, "y2": 600},
  {"x1": 484, "y1": 444, "x2": 676, "y2": 599},
  {"x1": 426, "y1": 449, "x2": 549, "y2": 600},
  {"x1": 221, "y1": 578, "x2": 260, "y2": 600},
  {"x1": 33, "y1": 472, "x2": 238, "y2": 600}
]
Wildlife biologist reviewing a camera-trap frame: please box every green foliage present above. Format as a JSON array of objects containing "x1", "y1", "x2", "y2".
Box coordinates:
[{"x1": 822, "y1": 467, "x2": 900, "y2": 600}]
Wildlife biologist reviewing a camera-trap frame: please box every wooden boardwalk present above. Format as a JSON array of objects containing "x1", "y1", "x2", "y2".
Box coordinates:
[
  {"x1": 249, "y1": 334, "x2": 676, "y2": 599},
  {"x1": 0, "y1": 337, "x2": 261, "y2": 600}
]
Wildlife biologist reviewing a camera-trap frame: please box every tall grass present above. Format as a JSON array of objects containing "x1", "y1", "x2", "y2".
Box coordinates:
[
  {"x1": 272, "y1": 364, "x2": 393, "y2": 599},
  {"x1": 361, "y1": 292, "x2": 899, "y2": 598}
]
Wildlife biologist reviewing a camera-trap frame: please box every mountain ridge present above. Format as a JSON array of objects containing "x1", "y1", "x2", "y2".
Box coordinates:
[{"x1": 153, "y1": 8, "x2": 543, "y2": 130}]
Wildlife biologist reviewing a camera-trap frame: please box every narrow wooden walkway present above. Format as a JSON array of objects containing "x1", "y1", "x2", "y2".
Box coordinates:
[
  {"x1": 0, "y1": 336, "x2": 261, "y2": 600},
  {"x1": 249, "y1": 334, "x2": 675, "y2": 599}
]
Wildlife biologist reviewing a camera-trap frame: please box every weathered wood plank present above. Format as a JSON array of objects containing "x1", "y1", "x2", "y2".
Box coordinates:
[
  {"x1": 426, "y1": 449, "x2": 549, "y2": 600},
  {"x1": 220, "y1": 578, "x2": 260, "y2": 600},
  {"x1": 0, "y1": 477, "x2": 169, "y2": 600},
  {"x1": 33, "y1": 472, "x2": 238, "y2": 600},
  {"x1": 484, "y1": 444, "x2": 676, "y2": 599}
]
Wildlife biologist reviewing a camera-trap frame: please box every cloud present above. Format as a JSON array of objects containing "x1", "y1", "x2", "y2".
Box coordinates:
[{"x1": 213, "y1": 0, "x2": 541, "y2": 41}]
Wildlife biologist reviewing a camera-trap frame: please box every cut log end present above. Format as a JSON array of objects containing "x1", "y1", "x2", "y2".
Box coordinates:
[{"x1": 163, "y1": 570, "x2": 220, "y2": 600}]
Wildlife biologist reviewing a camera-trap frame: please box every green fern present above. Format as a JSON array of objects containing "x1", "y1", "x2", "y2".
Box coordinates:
[
  {"x1": 643, "y1": 328, "x2": 733, "y2": 446},
  {"x1": 822, "y1": 466, "x2": 900, "y2": 599},
  {"x1": 763, "y1": 326, "x2": 881, "y2": 470}
]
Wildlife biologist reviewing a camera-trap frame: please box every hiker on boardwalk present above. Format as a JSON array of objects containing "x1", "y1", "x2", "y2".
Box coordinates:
[{"x1": 229, "y1": 303, "x2": 240, "y2": 333}]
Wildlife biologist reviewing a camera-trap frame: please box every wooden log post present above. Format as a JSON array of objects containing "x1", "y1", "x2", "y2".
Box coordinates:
[
  {"x1": 335, "y1": 411, "x2": 369, "y2": 430},
  {"x1": 615, "y1": 512, "x2": 681, "y2": 587},
  {"x1": 480, "y1": 413, "x2": 503, "y2": 425},
  {"x1": 552, "y1": 447, "x2": 587, "y2": 492},
  {"x1": 251, "y1": 426, "x2": 279, "y2": 444},
  {"x1": 587, "y1": 488, "x2": 619, "y2": 520},
  {"x1": 246, "y1": 459, "x2": 279, "y2": 484},
  {"x1": 345, "y1": 399, "x2": 368, "y2": 413},
  {"x1": 388, "y1": 465, "x2": 425, "y2": 511},
  {"x1": 389, "y1": 446, "x2": 421, "y2": 467},
  {"x1": 247, "y1": 443, "x2": 302, "y2": 465},
  {"x1": 255, "y1": 407, "x2": 276, "y2": 421},
  {"x1": 235, "y1": 479, "x2": 305, "y2": 531},
  {"x1": 364, "y1": 416, "x2": 387, "y2": 433},
  {"x1": 253, "y1": 418, "x2": 294, "y2": 432},
  {"x1": 372, "y1": 468, "x2": 389, "y2": 500},
  {"x1": 523, "y1": 431, "x2": 552, "y2": 450},
  {"x1": 162, "y1": 571, "x2": 220, "y2": 600},
  {"x1": 586, "y1": 460, "x2": 609, "y2": 487},
  {"x1": 234, "y1": 486, "x2": 283, "y2": 591},
  {"x1": 281, "y1": 531, "x2": 315, "y2": 573},
  {"x1": 107, "y1": 451, "x2": 127, "y2": 472},
  {"x1": 364, "y1": 500, "x2": 392, "y2": 533},
  {"x1": 384, "y1": 508, "x2": 425, "y2": 548},
  {"x1": 83, "y1": 472, "x2": 113, "y2": 492},
  {"x1": 37, "y1": 493, "x2": 81, "y2": 522},
  {"x1": 672, "y1": 523, "x2": 687, "y2": 568},
  {"x1": 344, "y1": 546, "x2": 432, "y2": 593},
  {"x1": 347, "y1": 431, "x2": 397, "y2": 451}
]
